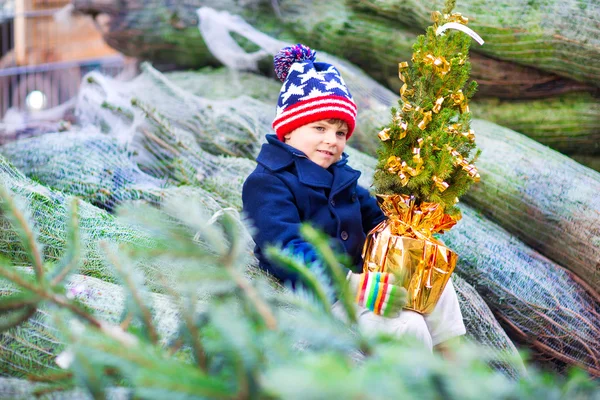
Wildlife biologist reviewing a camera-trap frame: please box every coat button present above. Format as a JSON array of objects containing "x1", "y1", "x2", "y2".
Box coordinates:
[
  {"x1": 330, "y1": 199, "x2": 336, "y2": 207},
  {"x1": 351, "y1": 193, "x2": 357, "y2": 202},
  {"x1": 341, "y1": 231, "x2": 349, "y2": 241}
]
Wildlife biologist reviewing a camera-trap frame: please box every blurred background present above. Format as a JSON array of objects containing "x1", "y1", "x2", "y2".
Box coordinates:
[{"x1": 0, "y1": 0, "x2": 131, "y2": 141}]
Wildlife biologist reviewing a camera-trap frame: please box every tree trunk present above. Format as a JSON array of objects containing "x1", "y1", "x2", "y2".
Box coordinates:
[{"x1": 70, "y1": 0, "x2": 597, "y2": 99}]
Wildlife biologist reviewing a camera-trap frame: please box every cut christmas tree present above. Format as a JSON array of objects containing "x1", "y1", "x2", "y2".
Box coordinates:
[{"x1": 364, "y1": 1, "x2": 483, "y2": 314}]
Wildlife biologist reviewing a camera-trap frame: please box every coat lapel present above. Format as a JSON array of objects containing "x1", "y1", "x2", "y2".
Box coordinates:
[
  {"x1": 256, "y1": 134, "x2": 359, "y2": 191},
  {"x1": 331, "y1": 154, "x2": 361, "y2": 196}
]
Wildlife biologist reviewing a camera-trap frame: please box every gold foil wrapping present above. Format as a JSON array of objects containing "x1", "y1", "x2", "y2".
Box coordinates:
[{"x1": 363, "y1": 195, "x2": 459, "y2": 314}]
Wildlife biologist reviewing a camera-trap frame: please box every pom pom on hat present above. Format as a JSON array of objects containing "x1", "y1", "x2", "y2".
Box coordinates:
[
  {"x1": 273, "y1": 44, "x2": 316, "y2": 82},
  {"x1": 272, "y1": 43, "x2": 357, "y2": 140}
]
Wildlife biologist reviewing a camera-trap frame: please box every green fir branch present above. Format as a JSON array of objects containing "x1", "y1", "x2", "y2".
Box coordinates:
[
  {"x1": 100, "y1": 241, "x2": 159, "y2": 345},
  {"x1": 299, "y1": 225, "x2": 356, "y2": 325},
  {"x1": 157, "y1": 272, "x2": 208, "y2": 372},
  {"x1": 0, "y1": 305, "x2": 37, "y2": 331},
  {"x1": 50, "y1": 198, "x2": 81, "y2": 286},
  {"x1": 265, "y1": 246, "x2": 332, "y2": 315},
  {"x1": 0, "y1": 185, "x2": 45, "y2": 282},
  {"x1": 0, "y1": 293, "x2": 42, "y2": 311}
]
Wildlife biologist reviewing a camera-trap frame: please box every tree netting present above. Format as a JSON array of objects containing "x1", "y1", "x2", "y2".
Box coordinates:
[
  {"x1": 347, "y1": 0, "x2": 600, "y2": 85},
  {"x1": 2, "y1": 57, "x2": 599, "y2": 377},
  {"x1": 0, "y1": 272, "x2": 180, "y2": 378},
  {"x1": 165, "y1": 68, "x2": 600, "y2": 159},
  {"x1": 70, "y1": 0, "x2": 598, "y2": 99},
  {"x1": 472, "y1": 93, "x2": 600, "y2": 156},
  {"x1": 0, "y1": 377, "x2": 130, "y2": 400}
]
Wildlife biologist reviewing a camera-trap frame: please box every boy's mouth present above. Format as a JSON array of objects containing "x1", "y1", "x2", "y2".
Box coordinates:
[{"x1": 318, "y1": 150, "x2": 334, "y2": 156}]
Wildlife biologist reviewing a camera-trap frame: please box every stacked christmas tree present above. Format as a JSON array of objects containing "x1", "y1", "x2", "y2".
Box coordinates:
[{"x1": 364, "y1": 0, "x2": 484, "y2": 313}]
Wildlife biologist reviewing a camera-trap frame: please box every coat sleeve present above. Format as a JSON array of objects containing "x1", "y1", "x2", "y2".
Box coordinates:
[
  {"x1": 242, "y1": 171, "x2": 320, "y2": 287},
  {"x1": 356, "y1": 185, "x2": 386, "y2": 234}
]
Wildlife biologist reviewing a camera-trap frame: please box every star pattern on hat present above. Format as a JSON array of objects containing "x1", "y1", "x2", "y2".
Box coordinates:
[
  {"x1": 288, "y1": 62, "x2": 308, "y2": 76},
  {"x1": 276, "y1": 59, "x2": 353, "y2": 108},
  {"x1": 280, "y1": 82, "x2": 307, "y2": 104},
  {"x1": 297, "y1": 68, "x2": 326, "y2": 84},
  {"x1": 323, "y1": 78, "x2": 348, "y2": 94},
  {"x1": 298, "y1": 87, "x2": 334, "y2": 101}
]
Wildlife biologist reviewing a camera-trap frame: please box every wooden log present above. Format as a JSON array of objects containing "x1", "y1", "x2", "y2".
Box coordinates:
[{"x1": 69, "y1": 0, "x2": 597, "y2": 99}]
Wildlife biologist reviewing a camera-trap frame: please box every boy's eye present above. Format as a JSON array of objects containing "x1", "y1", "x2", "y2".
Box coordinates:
[
  {"x1": 337, "y1": 131, "x2": 347, "y2": 137},
  {"x1": 314, "y1": 126, "x2": 325, "y2": 131}
]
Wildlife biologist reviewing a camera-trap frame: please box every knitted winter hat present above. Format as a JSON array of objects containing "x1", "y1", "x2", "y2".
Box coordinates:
[{"x1": 272, "y1": 44, "x2": 357, "y2": 141}]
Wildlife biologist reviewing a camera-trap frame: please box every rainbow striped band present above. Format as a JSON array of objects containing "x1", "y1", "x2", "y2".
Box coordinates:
[
  {"x1": 273, "y1": 95, "x2": 357, "y2": 141},
  {"x1": 356, "y1": 272, "x2": 391, "y2": 315}
]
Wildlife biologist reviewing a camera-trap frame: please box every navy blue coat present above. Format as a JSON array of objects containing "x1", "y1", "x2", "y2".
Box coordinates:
[{"x1": 242, "y1": 134, "x2": 385, "y2": 287}]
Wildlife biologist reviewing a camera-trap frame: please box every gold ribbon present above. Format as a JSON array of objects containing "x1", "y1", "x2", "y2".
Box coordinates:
[
  {"x1": 386, "y1": 155, "x2": 424, "y2": 184},
  {"x1": 451, "y1": 90, "x2": 470, "y2": 113},
  {"x1": 447, "y1": 12, "x2": 469, "y2": 25},
  {"x1": 448, "y1": 146, "x2": 481, "y2": 182},
  {"x1": 378, "y1": 128, "x2": 391, "y2": 141},
  {"x1": 432, "y1": 175, "x2": 449, "y2": 192},
  {"x1": 464, "y1": 129, "x2": 476, "y2": 141},
  {"x1": 447, "y1": 123, "x2": 462, "y2": 135},
  {"x1": 417, "y1": 109, "x2": 433, "y2": 130},
  {"x1": 433, "y1": 11, "x2": 469, "y2": 25},
  {"x1": 423, "y1": 54, "x2": 451, "y2": 77},
  {"x1": 432, "y1": 96, "x2": 445, "y2": 114},
  {"x1": 398, "y1": 61, "x2": 415, "y2": 102},
  {"x1": 447, "y1": 124, "x2": 476, "y2": 141},
  {"x1": 398, "y1": 120, "x2": 409, "y2": 139}
]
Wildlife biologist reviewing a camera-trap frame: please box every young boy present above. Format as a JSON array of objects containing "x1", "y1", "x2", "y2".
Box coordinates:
[{"x1": 242, "y1": 44, "x2": 465, "y2": 352}]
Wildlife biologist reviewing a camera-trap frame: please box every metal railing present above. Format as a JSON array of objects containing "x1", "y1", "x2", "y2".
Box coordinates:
[{"x1": 0, "y1": 3, "x2": 126, "y2": 119}]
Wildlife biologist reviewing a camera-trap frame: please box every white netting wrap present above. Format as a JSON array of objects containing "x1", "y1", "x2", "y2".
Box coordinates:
[{"x1": 347, "y1": 0, "x2": 600, "y2": 85}]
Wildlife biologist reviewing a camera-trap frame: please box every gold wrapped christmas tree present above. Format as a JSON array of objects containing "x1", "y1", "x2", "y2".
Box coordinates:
[{"x1": 364, "y1": 0, "x2": 484, "y2": 314}]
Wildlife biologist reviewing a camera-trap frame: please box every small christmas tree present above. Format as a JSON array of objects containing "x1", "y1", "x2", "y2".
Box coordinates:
[
  {"x1": 363, "y1": 0, "x2": 484, "y2": 314},
  {"x1": 373, "y1": 0, "x2": 482, "y2": 217}
]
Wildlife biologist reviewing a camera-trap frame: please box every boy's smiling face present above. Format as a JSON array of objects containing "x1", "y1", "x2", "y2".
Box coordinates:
[{"x1": 284, "y1": 119, "x2": 348, "y2": 169}]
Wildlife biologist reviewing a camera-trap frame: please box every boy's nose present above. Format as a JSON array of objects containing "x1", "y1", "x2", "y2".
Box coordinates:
[{"x1": 323, "y1": 130, "x2": 337, "y2": 144}]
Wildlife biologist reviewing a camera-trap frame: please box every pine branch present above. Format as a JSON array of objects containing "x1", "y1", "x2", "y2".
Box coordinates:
[
  {"x1": 100, "y1": 241, "x2": 159, "y2": 345},
  {"x1": 0, "y1": 293, "x2": 42, "y2": 311},
  {"x1": 227, "y1": 267, "x2": 277, "y2": 331},
  {"x1": 265, "y1": 246, "x2": 332, "y2": 315},
  {"x1": 158, "y1": 272, "x2": 208, "y2": 373},
  {"x1": 50, "y1": 198, "x2": 81, "y2": 286},
  {"x1": 0, "y1": 185, "x2": 45, "y2": 282},
  {"x1": 0, "y1": 305, "x2": 37, "y2": 331},
  {"x1": 0, "y1": 265, "x2": 43, "y2": 294},
  {"x1": 299, "y1": 225, "x2": 357, "y2": 325}
]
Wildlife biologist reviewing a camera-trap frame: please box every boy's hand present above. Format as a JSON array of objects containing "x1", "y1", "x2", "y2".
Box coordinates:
[{"x1": 347, "y1": 271, "x2": 407, "y2": 317}]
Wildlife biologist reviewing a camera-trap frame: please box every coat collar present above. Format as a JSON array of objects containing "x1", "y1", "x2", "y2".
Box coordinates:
[{"x1": 256, "y1": 134, "x2": 360, "y2": 192}]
